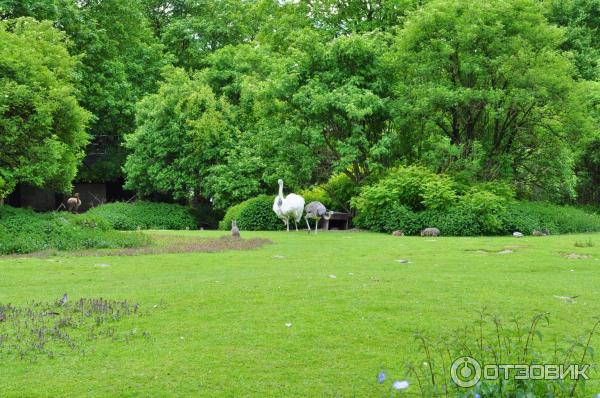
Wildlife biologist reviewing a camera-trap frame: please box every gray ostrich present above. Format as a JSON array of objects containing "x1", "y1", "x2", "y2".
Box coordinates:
[{"x1": 304, "y1": 201, "x2": 333, "y2": 233}]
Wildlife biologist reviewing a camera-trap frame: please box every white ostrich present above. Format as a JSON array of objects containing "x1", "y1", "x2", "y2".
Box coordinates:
[
  {"x1": 304, "y1": 201, "x2": 333, "y2": 234},
  {"x1": 273, "y1": 179, "x2": 305, "y2": 231}
]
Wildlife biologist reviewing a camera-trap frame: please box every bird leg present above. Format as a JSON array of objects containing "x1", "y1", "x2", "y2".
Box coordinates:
[
  {"x1": 315, "y1": 217, "x2": 320, "y2": 234},
  {"x1": 305, "y1": 216, "x2": 311, "y2": 233}
]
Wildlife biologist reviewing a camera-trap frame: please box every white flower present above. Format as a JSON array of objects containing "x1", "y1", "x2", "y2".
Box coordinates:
[
  {"x1": 392, "y1": 380, "x2": 409, "y2": 390},
  {"x1": 285, "y1": 322, "x2": 292, "y2": 328},
  {"x1": 329, "y1": 274, "x2": 337, "y2": 279}
]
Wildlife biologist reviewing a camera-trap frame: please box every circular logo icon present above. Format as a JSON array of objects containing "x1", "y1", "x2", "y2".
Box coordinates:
[{"x1": 451, "y1": 356, "x2": 481, "y2": 388}]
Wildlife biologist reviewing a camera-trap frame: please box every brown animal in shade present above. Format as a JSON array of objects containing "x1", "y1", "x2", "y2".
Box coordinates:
[
  {"x1": 392, "y1": 230, "x2": 405, "y2": 236},
  {"x1": 67, "y1": 193, "x2": 81, "y2": 214},
  {"x1": 420, "y1": 227, "x2": 441, "y2": 237},
  {"x1": 231, "y1": 220, "x2": 240, "y2": 239}
]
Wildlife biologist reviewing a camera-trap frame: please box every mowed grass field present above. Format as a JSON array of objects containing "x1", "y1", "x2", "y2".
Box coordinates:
[{"x1": 1, "y1": 231, "x2": 600, "y2": 397}]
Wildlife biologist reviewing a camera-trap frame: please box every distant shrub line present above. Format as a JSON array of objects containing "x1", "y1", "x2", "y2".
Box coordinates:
[
  {"x1": 219, "y1": 166, "x2": 600, "y2": 235},
  {"x1": 86, "y1": 201, "x2": 197, "y2": 231}
]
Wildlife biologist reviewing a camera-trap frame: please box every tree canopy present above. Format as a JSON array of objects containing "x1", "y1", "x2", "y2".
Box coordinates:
[
  {"x1": 0, "y1": 18, "x2": 90, "y2": 201},
  {"x1": 1, "y1": 0, "x2": 599, "y2": 207}
]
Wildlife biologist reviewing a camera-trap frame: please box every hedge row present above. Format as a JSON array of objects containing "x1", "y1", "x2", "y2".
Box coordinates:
[
  {"x1": 0, "y1": 206, "x2": 149, "y2": 255},
  {"x1": 86, "y1": 201, "x2": 197, "y2": 230}
]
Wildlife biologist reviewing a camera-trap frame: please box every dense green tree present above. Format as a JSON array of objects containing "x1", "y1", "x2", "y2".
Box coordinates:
[
  {"x1": 391, "y1": 0, "x2": 592, "y2": 201},
  {"x1": 547, "y1": 0, "x2": 600, "y2": 80},
  {"x1": 123, "y1": 68, "x2": 237, "y2": 202},
  {"x1": 74, "y1": 0, "x2": 166, "y2": 182},
  {"x1": 210, "y1": 30, "x2": 402, "y2": 180},
  {"x1": 158, "y1": 0, "x2": 258, "y2": 70},
  {"x1": 0, "y1": 18, "x2": 90, "y2": 203},
  {"x1": 0, "y1": 0, "x2": 167, "y2": 183},
  {"x1": 302, "y1": 0, "x2": 421, "y2": 34}
]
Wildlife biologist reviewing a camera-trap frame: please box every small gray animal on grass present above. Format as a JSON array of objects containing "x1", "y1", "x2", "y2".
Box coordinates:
[
  {"x1": 231, "y1": 220, "x2": 240, "y2": 239},
  {"x1": 420, "y1": 227, "x2": 441, "y2": 237}
]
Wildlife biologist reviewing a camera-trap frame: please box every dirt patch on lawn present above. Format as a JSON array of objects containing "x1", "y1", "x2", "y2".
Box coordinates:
[
  {"x1": 4, "y1": 235, "x2": 272, "y2": 258},
  {"x1": 562, "y1": 253, "x2": 592, "y2": 260},
  {"x1": 114, "y1": 235, "x2": 272, "y2": 256}
]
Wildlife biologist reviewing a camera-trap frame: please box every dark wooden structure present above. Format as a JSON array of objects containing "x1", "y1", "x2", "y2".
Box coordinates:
[{"x1": 320, "y1": 212, "x2": 351, "y2": 231}]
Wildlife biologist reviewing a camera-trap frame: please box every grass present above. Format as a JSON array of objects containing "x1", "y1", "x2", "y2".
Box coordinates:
[{"x1": 0, "y1": 231, "x2": 599, "y2": 396}]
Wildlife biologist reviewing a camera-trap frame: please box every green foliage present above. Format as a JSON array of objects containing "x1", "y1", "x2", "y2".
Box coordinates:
[
  {"x1": 123, "y1": 68, "x2": 237, "y2": 206},
  {"x1": 298, "y1": 186, "x2": 334, "y2": 210},
  {"x1": 0, "y1": 206, "x2": 148, "y2": 255},
  {"x1": 321, "y1": 173, "x2": 363, "y2": 213},
  {"x1": 391, "y1": 0, "x2": 592, "y2": 201},
  {"x1": 398, "y1": 312, "x2": 595, "y2": 397},
  {"x1": 219, "y1": 195, "x2": 282, "y2": 231},
  {"x1": 352, "y1": 166, "x2": 456, "y2": 214},
  {"x1": 502, "y1": 201, "x2": 600, "y2": 235},
  {"x1": 458, "y1": 190, "x2": 508, "y2": 233},
  {"x1": 352, "y1": 166, "x2": 600, "y2": 235},
  {"x1": 576, "y1": 135, "x2": 600, "y2": 204},
  {"x1": 0, "y1": 18, "x2": 90, "y2": 199},
  {"x1": 1, "y1": 0, "x2": 167, "y2": 183},
  {"x1": 218, "y1": 201, "x2": 246, "y2": 231},
  {"x1": 159, "y1": 0, "x2": 257, "y2": 70},
  {"x1": 69, "y1": 0, "x2": 166, "y2": 182},
  {"x1": 85, "y1": 201, "x2": 197, "y2": 231}
]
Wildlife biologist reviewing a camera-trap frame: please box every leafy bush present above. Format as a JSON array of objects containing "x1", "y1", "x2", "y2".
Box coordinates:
[
  {"x1": 321, "y1": 173, "x2": 362, "y2": 213},
  {"x1": 501, "y1": 202, "x2": 600, "y2": 235},
  {"x1": 218, "y1": 201, "x2": 247, "y2": 231},
  {"x1": 353, "y1": 202, "x2": 416, "y2": 234},
  {"x1": 352, "y1": 165, "x2": 600, "y2": 235},
  {"x1": 458, "y1": 190, "x2": 508, "y2": 234},
  {"x1": 417, "y1": 208, "x2": 484, "y2": 236},
  {"x1": 0, "y1": 206, "x2": 149, "y2": 255},
  {"x1": 299, "y1": 186, "x2": 334, "y2": 210},
  {"x1": 219, "y1": 195, "x2": 283, "y2": 231},
  {"x1": 351, "y1": 166, "x2": 457, "y2": 215},
  {"x1": 86, "y1": 201, "x2": 197, "y2": 230}
]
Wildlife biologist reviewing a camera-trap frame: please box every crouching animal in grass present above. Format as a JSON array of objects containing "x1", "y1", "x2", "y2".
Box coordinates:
[
  {"x1": 231, "y1": 220, "x2": 240, "y2": 239},
  {"x1": 421, "y1": 227, "x2": 440, "y2": 237},
  {"x1": 392, "y1": 230, "x2": 405, "y2": 236},
  {"x1": 67, "y1": 193, "x2": 81, "y2": 214}
]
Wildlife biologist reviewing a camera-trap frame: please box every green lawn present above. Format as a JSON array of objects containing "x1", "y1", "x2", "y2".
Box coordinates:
[{"x1": 1, "y1": 231, "x2": 599, "y2": 397}]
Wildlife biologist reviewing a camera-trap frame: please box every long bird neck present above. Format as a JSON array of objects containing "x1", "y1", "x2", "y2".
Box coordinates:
[{"x1": 278, "y1": 183, "x2": 284, "y2": 199}]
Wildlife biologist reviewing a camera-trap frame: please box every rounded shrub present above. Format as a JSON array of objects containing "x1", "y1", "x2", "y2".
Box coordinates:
[
  {"x1": 86, "y1": 201, "x2": 198, "y2": 230},
  {"x1": 219, "y1": 201, "x2": 249, "y2": 230},
  {"x1": 351, "y1": 166, "x2": 457, "y2": 215},
  {"x1": 220, "y1": 195, "x2": 284, "y2": 231}
]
